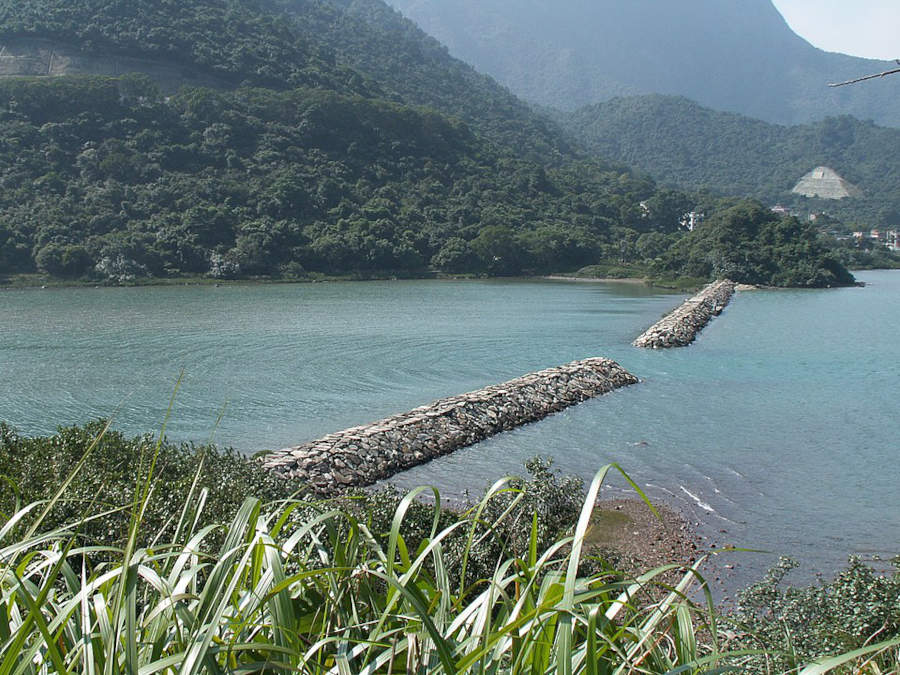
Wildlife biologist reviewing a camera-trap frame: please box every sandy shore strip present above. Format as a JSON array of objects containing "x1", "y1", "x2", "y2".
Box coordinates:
[
  {"x1": 588, "y1": 498, "x2": 700, "y2": 573},
  {"x1": 543, "y1": 275, "x2": 648, "y2": 284}
]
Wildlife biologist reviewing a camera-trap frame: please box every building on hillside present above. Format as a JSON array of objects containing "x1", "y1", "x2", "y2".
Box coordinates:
[
  {"x1": 851, "y1": 229, "x2": 900, "y2": 251},
  {"x1": 680, "y1": 211, "x2": 704, "y2": 231},
  {"x1": 791, "y1": 166, "x2": 862, "y2": 200}
]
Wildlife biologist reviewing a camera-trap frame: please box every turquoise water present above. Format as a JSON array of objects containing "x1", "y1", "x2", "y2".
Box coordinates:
[{"x1": 2, "y1": 272, "x2": 898, "y2": 588}]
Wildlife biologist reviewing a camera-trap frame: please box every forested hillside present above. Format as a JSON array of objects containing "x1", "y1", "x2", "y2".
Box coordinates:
[
  {"x1": 561, "y1": 95, "x2": 900, "y2": 227},
  {"x1": 0, "y1": 76, "x2": 665, "y2": 280},
  {"x1": 0, "y1": 0, "x2": 856, "y2": 287},
  {"x1": 0, "y1": 0, "x2": 570, "y2": 157},
  {"x1": 387, "y1": 0, "x2": 900, "y2": 127}
]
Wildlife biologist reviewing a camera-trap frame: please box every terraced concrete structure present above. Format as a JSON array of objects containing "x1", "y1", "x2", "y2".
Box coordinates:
[
  {"x1": 263, "y1": 358, "x2": 638, "y2": 493},
  {"x1": 633, "y1": 280, "x2": 735, "y2": 348},
  {"x1": 791, "y1": 166, "x2": 861, "y2": 200},
  {"x1": 0, "y1": 38, "x2": 228, "y2": 91}
]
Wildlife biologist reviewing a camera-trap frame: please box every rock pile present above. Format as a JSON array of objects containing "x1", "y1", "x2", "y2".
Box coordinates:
[
  {"x1": 262, "y1": 357, "x2": 638, "y2": 494},
  {"x1": 632, "y1": 280, "x2": 735, "y2": 348}
]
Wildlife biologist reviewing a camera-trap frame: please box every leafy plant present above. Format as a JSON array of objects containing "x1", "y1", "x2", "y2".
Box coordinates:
[
  {"x1": 0, "y1": 420, "x2": 297, "y2": 550},
  {"x1": 727, "y1": 556, "x2": 900, "y2": 674}
]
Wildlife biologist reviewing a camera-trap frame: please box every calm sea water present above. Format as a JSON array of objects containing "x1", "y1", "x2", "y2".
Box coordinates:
[{"x1": 2, "y1": 272, "x2": 898, "y2": 588}]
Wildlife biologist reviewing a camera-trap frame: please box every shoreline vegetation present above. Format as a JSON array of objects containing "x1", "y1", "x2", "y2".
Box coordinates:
[
  {"x1": 6, "y1": 191, "x2": 890, "y2": 293},
  {"x1": 2, "y1": 421, "x2": 899, "y2": 672},
  {"x1": 3, "y1": 265, "x2": 885, "y2": 293},
  {"x1": 0, "y1": 75, "x2": 871, "y2": 293}
]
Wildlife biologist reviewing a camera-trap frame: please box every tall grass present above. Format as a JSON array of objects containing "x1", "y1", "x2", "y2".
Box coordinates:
[
  {"x1": 1, "y1": 423, "x2": 893, "y2": 673},
  {"x1": 0, "y1": 438, "x2": 732, "y2": 673}
]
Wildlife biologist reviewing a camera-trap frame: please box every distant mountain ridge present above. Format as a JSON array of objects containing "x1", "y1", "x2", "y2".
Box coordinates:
[
  {"x1": 386, "y1": 0, "x2": 900, "y2": 127},
  {"x1": 560, "y1": 94, "x2": 900, "y2": 225}
]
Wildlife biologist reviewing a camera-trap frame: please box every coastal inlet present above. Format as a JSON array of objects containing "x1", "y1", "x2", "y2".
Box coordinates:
[
  {"x1": 263, "y1": 357, "x2": 638, "y2": 493},
  {"x1": 632, "y1": 280, "x2": 736, "y2": 349}
]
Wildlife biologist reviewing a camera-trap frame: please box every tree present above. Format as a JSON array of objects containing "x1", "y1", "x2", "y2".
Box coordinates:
[
  {"x1": 431, "y1": 237, "x2": 476, "y2": 273},
  {"x1": 470, "y1": 226, "x2": 526, "y2": 275},
  {"x1": 35, "y1": 243, "x2": 93, "y2": 278}
]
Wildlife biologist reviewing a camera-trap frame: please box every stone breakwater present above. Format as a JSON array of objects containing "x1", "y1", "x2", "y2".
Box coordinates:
[
  {"x1": 632, "y1": 280, "x2": 736, "y2": 349},
  {"x1": 263, "y1": 358, "x2": 638, "y2": 493}
]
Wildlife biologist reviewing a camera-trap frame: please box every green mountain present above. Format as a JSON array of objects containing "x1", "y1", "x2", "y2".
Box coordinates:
[
  {"x1": 0, "y1": 0, "x2": 569, "y2": 157},
  {"x1": 386, "y1": 0, "x2": 900, "y2": 127},
  {"x1": 0, "y1": 0, "x2": 667, "y2": 281},
  {"x1": 0, "y1": 0, "x2": 855, "y2": 287},
  {"x1": 560, "y1": 95, "x2": 900, "y2": 227}
]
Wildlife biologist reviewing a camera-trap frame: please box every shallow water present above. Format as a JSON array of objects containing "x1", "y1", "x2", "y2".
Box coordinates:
[{"x1": 2, "y1": 272, "x2": 898, "y2": 589}]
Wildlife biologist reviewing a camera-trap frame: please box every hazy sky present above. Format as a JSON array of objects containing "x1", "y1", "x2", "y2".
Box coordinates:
[{"x1": 772, "y1": 0, "x2": 898, "y2": 60}]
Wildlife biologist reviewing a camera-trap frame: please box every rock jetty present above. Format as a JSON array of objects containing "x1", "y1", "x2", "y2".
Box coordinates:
[
  {"x1": 263, "y1": 358, "x2": 638, "y2": 493},
  {"x1": 632, "y1": 280, "x2": 735, "y2": 349}
]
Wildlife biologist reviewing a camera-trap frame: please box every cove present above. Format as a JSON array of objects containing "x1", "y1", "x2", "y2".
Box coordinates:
[{"x1": 1, "y1": 272, "x2": 899, "y2": 588}]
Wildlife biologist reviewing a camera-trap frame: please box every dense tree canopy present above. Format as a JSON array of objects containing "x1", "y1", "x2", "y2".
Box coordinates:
[
  {"x1": 0, "y1": 0, "x2": 571, "y2": 158},
  {"x1": 0, "y1": 76, "x2": 673, "y2": 280},
  {"x1": 0, "y1": 0, "x2": 861, "y2": 288},
  {"x1": 655, "y1": 201, "x2": 856, "y2": 287},
  {"x1": 561, "y1": 95, "x2": 900, "y2": 227}
]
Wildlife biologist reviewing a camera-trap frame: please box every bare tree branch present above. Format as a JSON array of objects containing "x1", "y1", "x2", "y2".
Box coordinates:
[{"x1": 829, "y1": 60, "x2": 900, "y2": 87}]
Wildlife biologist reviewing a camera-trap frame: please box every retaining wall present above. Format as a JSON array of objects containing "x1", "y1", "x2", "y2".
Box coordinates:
[
  {"x1": 632, "y1": 280, "x2": 735, "y2": 349},
  {"x1": 263, "y1": 357, "x2": 638, "y2": 493}
]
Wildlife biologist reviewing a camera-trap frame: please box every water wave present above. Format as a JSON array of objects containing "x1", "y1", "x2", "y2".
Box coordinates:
[{"x1": 680, "y1": 486, "x2": 715, "y2": 512}]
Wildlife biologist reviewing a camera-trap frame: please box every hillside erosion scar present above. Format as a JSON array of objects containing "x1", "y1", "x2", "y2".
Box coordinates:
[
  {"x1": 633, "y1": 279, "x2": 735, "y2": 349},
  {"x1": 263, "y1": 357, "x2": 638, "y2": 494}
]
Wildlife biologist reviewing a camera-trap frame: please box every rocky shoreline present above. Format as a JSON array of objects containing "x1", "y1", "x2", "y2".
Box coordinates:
[
  {"x1": 632, "y1": 279, "x2": 735, "y2": 348},
  {"x1": 263, "y1": 357, "x2": 638, "y2": 493},
  {"x1": 588, "y1": 499, "x2": 700, "y2": 575}
]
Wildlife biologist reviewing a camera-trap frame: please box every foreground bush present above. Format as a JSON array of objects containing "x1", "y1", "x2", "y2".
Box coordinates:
[
  {"x1": 2, "y1": 422, "x2": 898, "y2": 672},
  {"x1": 0, "y1": 424, "x2": 590, "y2": 575},
  {"x1": 0, "y1": 456, "x2": 726, "y2": 672},
  {"x1": 727, "y1": 556, "x2": 900, "y2": 674},
  {"x1": 357, "y1": 456, "x2": 588, "y2": 591},
  {"x1": 0, "y1": 421, "x2": 296, "y2": 549}
]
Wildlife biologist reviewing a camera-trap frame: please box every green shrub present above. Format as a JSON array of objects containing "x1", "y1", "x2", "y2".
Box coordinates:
[
  {"x1": 0, "y1": 422, "x2": 586, "y2": 586},
  {"x1": 728, "y1": 556, "x2": 900, "y2": 673},
  {"x1": 2, "y1": 421, "x2": 894, "y2": 671},
  {"x1": 0, "y1": 421, "x2": 297, "y2": 550},
  {"x1": 357, "y1": 457, "x2": 586, "y2": 590}
]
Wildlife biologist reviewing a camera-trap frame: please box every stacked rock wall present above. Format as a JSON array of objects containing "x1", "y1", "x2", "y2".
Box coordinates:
[
  {"x1": 263, "y1": 357, "x2": 637, "y2": 493},
  {"x1": 632, "y1": 280, "x2": 735, "y2": 349}
]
